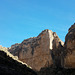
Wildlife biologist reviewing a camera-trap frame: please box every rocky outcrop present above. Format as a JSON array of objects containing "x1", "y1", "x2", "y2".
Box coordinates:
[
  {"x1": 0, "y1": 45, "x2": 7, "y2": 50},
  {"x1": 37, "y1": 23, "x2": 75, "y2": 75},
  {"x1": 64, "y1": 23, "x2": 75, "y2": 68},
  {"x1": 0, "y1": 48, "x2": 37, "y2": 75},
  {"x1": 8, "y1": 29, "x2": 64, "y2": 71},
  {"x1": 8, "y1": 43, "x2": 20, "y2": 56}
]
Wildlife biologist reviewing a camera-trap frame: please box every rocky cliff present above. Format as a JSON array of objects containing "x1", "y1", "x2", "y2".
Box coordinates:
[
  {"x1": 2, "y1": 23, "x2": 75, "y2": 75},
  {"x1": 0, "y1": 46, "x2": 37, "y2": 75},
  {"x1": 64, "y1": 23, "x2": 75, "y2": 68},
  {"x1": 8, "y1": 29, "x2": 64, "y2": 71},
  {"x1": 0, "y1": 45, "x2": 7, "y2": 50}
]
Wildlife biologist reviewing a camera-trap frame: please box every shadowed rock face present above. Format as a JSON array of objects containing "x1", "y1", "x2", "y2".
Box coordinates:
[
  {"x1": 37, "y1": 66, "x2": 75, "y2": 75},
  {"x1": 0, "y1": 49, "x2": 37, "y2": 75},
  {"x1": 3, "y1": 23, "x2": 75, "y2": 73},
  {"x1": 64, "y1": 23, "x2": 75, "y2": 68},
  {"x1": 8, "y1": 29, "x2": 64, "y2": 71}
]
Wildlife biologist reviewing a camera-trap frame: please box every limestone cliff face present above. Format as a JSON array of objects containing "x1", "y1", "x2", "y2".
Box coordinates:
[
  {"x1": 64, "y1": 23, "x2": 75, "y2": 68},
  {"x1": 9, "y1": 29, "x2": 63, "y2": 71}
]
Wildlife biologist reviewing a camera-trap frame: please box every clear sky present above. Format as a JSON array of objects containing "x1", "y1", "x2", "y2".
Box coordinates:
[{"x1": 0, "y1": 0, "x2": 75, "y2": 47}]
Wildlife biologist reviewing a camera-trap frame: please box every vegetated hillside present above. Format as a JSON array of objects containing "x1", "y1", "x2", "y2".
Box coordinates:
[{"x1": 0, "y1": 48, "x2": 37, "y2": 75}]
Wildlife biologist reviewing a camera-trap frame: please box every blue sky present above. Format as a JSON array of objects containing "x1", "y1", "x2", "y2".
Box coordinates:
[{"x1": 0, "y1": 0, "x2": 75, "y2": 47}]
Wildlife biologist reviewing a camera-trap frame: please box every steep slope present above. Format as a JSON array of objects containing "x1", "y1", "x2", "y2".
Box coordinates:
[
  {"x1": 0, "y1": 46, "x2": 37, "y2": 75},
  {"x1": 8, "y1": 29, "x2": 64, "y2": 71},
  {"x1": 37, "y1": 23, "x2": 75, "y2": 75},
  {"x1": 64, "y1": 23, "x2": 75, "y2": 68},
  {"x1": 2, "y1": 23, "x2": 75, "y2": 75}
]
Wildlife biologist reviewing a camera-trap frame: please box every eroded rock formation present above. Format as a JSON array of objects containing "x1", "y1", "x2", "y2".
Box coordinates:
[
  {"x1": 0, "y1": 45, "x2": 7, "y2": 50},
  {"x1": 0, "y1": 48, "x2": 37, "y2": 75},
  {"x1": 8, "y1": 29, "x2": 64, "y2": 71},
  {"x1": 64, "y1": 23, "x2": 75, "y2": 68}
]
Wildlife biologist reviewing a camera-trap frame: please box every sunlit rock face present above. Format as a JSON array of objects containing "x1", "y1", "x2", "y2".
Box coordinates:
[
  {"x1": 0, "y1": 45, "x2": 7, "y2": 50},
  {"x1": 8, "y1": 29, "x2": 63, "y2": 71},
  {"x1": 64, "y1": 23, "x2": 75, "y2": 68}
]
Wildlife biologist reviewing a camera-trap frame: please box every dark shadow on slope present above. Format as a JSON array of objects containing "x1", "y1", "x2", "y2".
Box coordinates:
[
  {"x1": 37, "y1": 65, "x2": 75, "y2": 75},
  {"x1": 0, "y1": 50, "x2": 37, "y2": 75}
]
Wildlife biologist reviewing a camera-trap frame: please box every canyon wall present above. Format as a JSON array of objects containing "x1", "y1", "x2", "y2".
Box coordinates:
[
  {"x1": 8, "y1": 29, "x2": 63, "y2": 71},
  {"x1": 64, "y1": 23, "x2": 75, "y2": 68}
]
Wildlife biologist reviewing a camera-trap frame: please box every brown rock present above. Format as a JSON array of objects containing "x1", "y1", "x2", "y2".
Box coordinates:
[
  {"x1": 9, "y1": 29, "x2": 63, "y2": 71},
  {"x1": 8, "y1": 43, "x2": 20, "y2": 56},
  {"x1": 0, "y1": 48, "x2": 37, "y2": 75},
  {"x1": 64, "y1": 23, "x2": 75, "y2": 68}
]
